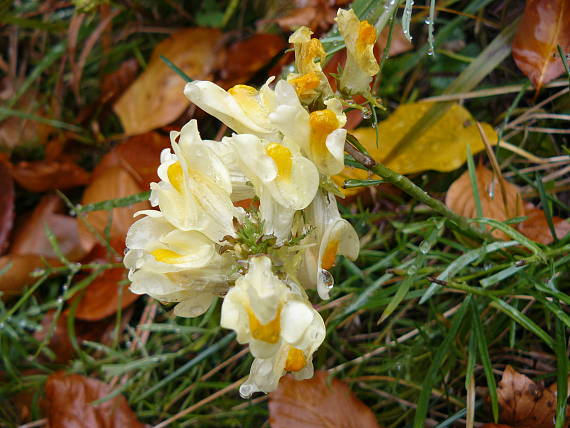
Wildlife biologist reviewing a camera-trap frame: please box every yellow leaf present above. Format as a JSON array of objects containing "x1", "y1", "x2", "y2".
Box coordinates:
[{"x1": 335, "y1": 102, "x2": 498, "y2": 195}]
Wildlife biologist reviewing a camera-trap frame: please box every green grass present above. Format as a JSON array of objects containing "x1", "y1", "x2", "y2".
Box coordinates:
[{"x1": 1, "y1": 0, "x2": 569, "y2": 427}]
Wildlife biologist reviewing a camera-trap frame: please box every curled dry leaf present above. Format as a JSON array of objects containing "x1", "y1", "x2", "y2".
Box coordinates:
[
  {"x1": 217, "y1": 34, "x2": 286, "y2": 89},
  {"x1": 11, "y1": 160, "x2": 90, "y2": 193},
  {"x1": 78, "y1": 166, "x2": 149, "y2": 253},
  {"x1": 275, "y1": 0, "x2": 352, "y2": 34},
  {"x1": 44, "y1": 372, "x2": 144, "y2": 428},
  {"x1": 0, "y1": 157, "x2": 14, "y2": 254},
  {"x1": 496, "y1": 365, "x2": 570, "y2": 428},
  {"x1": 517, "y1": 204, "x2": 570, "y2": 245},
  {"x1": 445, "y1": 164, "x2": 524, "y2": 239},
  {"x1": 0, "y1": 77, "x2": 51, "y2": 150},
  {"x1": 97, "y1": 132, "x2": 171, "y2": 188},
  {"x1": 0, "y1": 254, "x2": 54, "y2": 299},
  {"x1": 100, "y1": 58, "x2": 139, "y2": 105},
  {"x1": 74, "y1": 241, "x2": 138, "y2": 321},
  {"x1": 336, "y1": 103, "x2": 496, "y2": 196},
  {"x1": 11, "y1": 194, "x2": 86, "y2": 262},
  {"x1": 512, "y1": 0, "x2": 570, "y2": 90},
  {"x1": 113, "y1": 28, "x2": 223, "y2": 135},
  {"x1": 269, "y1": 371, "x2": 381, "y2": 428}
]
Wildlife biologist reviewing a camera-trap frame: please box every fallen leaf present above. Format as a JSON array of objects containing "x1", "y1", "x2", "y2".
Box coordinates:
[
  {"x1": 113, "y1": 28, "x2": 223, "y2": 135},
  {"x1": 445, "y1": 165, "x2": 524, "y2": 239},
  {"x1": 481, "y1": 425, "x2": 515, "y2": 428},
  {"x1": 0, "y1": 254, "x2": 54, "y2": 298},
  {"x1": 75, "y1": 241, "x2": 138, "y2": 321},
  {"x1": 110, "y1": 132, "x2": 171, "y2": 188},
  {"x1": 275, "y1": 0, "x2": 351, "y2": 34},
  {"x1": 269, "y1": 371, "x2": 381, "y2": 428},
  {"x1": 11, "y1": 194, "x2": 86, "y2": 262},
  {"x1": 496, "y1": 365, "x2": 570, "y2": 428},
  {"x1": 78, "y1": 166, "x2": 149, "y2": 253},
  {"x1": 0, "y1": 77, "x2": 51, "y2": 150},
  {"x1": 517, "y1": 204, "x2": 570, "y2": 245},
  {"x1": 44, "y1": 372, "x2": 144, "y2": 428},
  {"x1": 100, "y1": 58, "x2": 139, "y2": 104},
  {"x1": 512, "y1": 0, "x2": 570, "y2": 90},
  {"x1": 217, "y1": 34, "x2": 286, "y2": 89},
  {"x1": 336, "y1": 103, "x2": 497, "y2": 195},
  {"x1": 0, "y1": 158, "x2": 14, "y2": 254},
  {"x1": 11, "y1": 159, "x2": 90, "y2": 192},
  {"x1": 34, "y1": 310, "x2": 115, "y2": 364},
  {"x1": 376, "y1": 23, "x2": 414, "y2": 57}
]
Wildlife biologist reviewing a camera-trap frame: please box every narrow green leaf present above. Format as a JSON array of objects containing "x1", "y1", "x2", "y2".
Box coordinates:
[
  {"x1": 470, "y1": 299, "x2": 499, "y2": 421},
  {"x1": 343, "y1": 178, "x2": 385, "y2": 188},
  {"x1": 160, "y1": 55, "x2": 193, "y2": 82},
  {"x1": 555, "y1": 317, "x2": 568, "y2": 428},
  {"x1": 413, "y1": 297, "x2": 470, "y2": 428},
  {"x1": 480, "y1": 264, "x2": 527, "y2": 288},
  {"x1": 466, "y1": 143, "x2": 483, "y2": 219},
  {"x1": 421, "y1": 241, "x2": 518, "y2": 303},
  {"x1": 472, "y1": 218, "x2": 546, "y2": 261},
  {"x1": 536, "y1": 173, "x2": 558, "y2": 242},
  {"x1": 490, "y1": 298, "x2": 554, "y2": 348},
  {"x1": 78, "y1": 191, "x2": 150, "y2": 213},
  {"x1": 0, "y1": 107, "x2": 83, "y2": 132}
]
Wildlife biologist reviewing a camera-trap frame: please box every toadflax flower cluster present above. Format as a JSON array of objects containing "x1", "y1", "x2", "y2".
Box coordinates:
[{"x1": 124, "y1": 8, "x2": 378, "y2": 398}]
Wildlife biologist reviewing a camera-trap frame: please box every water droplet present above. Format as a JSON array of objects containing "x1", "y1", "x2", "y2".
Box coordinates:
[
  {"x1": 361, "y1": 108, "x2": 372, "y2": 119},
  {"x1": 419, "y1": 241, "x2": 431, "y2": 254},
  {"x1": 402, "y1": 0, "x2": 414, "y2": 42},
  {"x1": 424, "y1": 18, "x2": 432, "y2": 24},
  {"x1": 427, "y1": 47, "x2": 434, "y2": 56},
  {"x1": 319, "y1": 270, "x2": 334, "y2": 290}
]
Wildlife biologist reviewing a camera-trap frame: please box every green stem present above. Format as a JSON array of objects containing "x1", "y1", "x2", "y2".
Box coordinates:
[{"x1": 344, "y1": 141, "x2": 492, "y2": 241}]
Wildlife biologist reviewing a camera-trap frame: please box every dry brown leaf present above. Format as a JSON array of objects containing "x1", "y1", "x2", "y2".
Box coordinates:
[
  {"x1": 75, "y1": 241, "x2": 138, "y2": 321},
  {"x1": 269, "y1": 371, "x2": 381, "y2": 428},
  {"x1": 481, "y1": 425, "x2": 515, "y2": 428},
  {"x1": 217, "y1": 34, "x2": 286, "y2": 89},
  {"x1": 497, "y1": 365, "x2": 570, "y2": 428},
  {"x1": 376, "y1": 23, "x2": 414, "y2": 56},
  {"x1": 78, "y1": 166, "x2": 149, "y2": 253},
  {"x1": 113, "y1": 28, "x2": 223, "y2": 135},
  {"x1": 44, "y1": 372, "x2": 144, "y2": 427},
  {"x1": 517, "y1": 204, "x2": 570, "y2": 245},
  {"x1": 101, "y1": 58, "x2": 139, "y2": 105},
  {"x1": 0, "y1": 157, "x2": 14, "y2": 254},
  {"x1": 512, "y1": 0, "x2": 570, "y2": 90},
  {"x1": 11, "y1": 194, "x2": 86, "y2": 262},
  {"x1": 0, "y1": 254, "x2": 55, "y2": 298},
  {"x1": 112, "y1": 132, "x2": 171, "y2": 188},
  {"x1": 275, "y1": 0, "x2": 351, "y2": 34},
  {"x1": 0, "y1": 77, "x2": 51, "y2": 150},
  {"x1": 446, "y1": 165, "x2": 524, "y2": 239},
  {"x1": 11, "y1": 159, "x2": 90, "y2": 192}
]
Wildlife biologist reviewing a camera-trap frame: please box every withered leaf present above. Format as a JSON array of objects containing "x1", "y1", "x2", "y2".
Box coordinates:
[
  {"x1": 269, "y1": 371, "x2": 380, "y2": 428},
  {"x1": 217, "y1": 34, "x2": 286, "y2": 89},
  {"x1": 100, "y1": 58, "x2": 139, "y2": 105},
  {"x1": 75, "y1": 241, "x2": 138, "y2": 321},
  {"x1": 113, "y1": 28, "x2": 223, "y2": 135},
  {"x1": 512, "y1": 0, "x2": 570, "y2": 90},
  {"x1": 11, "y1": 194, "x2": 86, "y2": 262},
  {"x1": 78, "y1": 166, "x2": 149, "y2": 253},
  {"x1": 0, "y1": 157, "x2": 14, "y2": 254},
  {"x1": 11, "y1": 159, "x2": 90, "y2": 192},
  {"x1": 44, "y1": 372, "x2": 144, "y2": 427},
  {"x1": 0, "y1": 254, "x2": 55, "y2": 299},
  {"x1": 517, "y1": 204, "x2": 570, "y2": 245},
  {"x1": 275, "y1": 0, "x2": 351, "y2": 34},
  {"x1": 496, "y1": 365, "x2": 570, "y2": 428},
  {"x1": 445, "y1": 165, "x2": 524, "y2": 239}
]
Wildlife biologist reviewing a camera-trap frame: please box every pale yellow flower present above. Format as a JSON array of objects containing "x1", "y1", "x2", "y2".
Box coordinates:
[
  {"x1": 300, "y1": 191, "x2": 360, "y2": 299},
  {"x1": 124, "y1": 213, "x2": 234, "y2": 317},
  {"x1": 184, "y1": 78, "x2": 277, "y2": 139},
  {"x1": 150, "y1": 120, "x2": 241, "y2": 242},
  {"x1": 220, "y1": 255, "x2": 325, "y2": 397},
  {"x1": 269, "y1": 81, "x2": 347, "y2": 176},
  {"x1": 336, "y1": 8, "x2": 379, "y2": 94}
]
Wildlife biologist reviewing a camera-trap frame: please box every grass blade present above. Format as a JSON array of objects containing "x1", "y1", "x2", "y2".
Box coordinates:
[{"x1": 413, "y1": 297, "x2": 470, "y2": 428}]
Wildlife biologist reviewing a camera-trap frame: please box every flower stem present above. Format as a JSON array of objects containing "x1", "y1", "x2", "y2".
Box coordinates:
[{"x1": 344, "y1": 141, "x2": 493, "y2": 241}]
